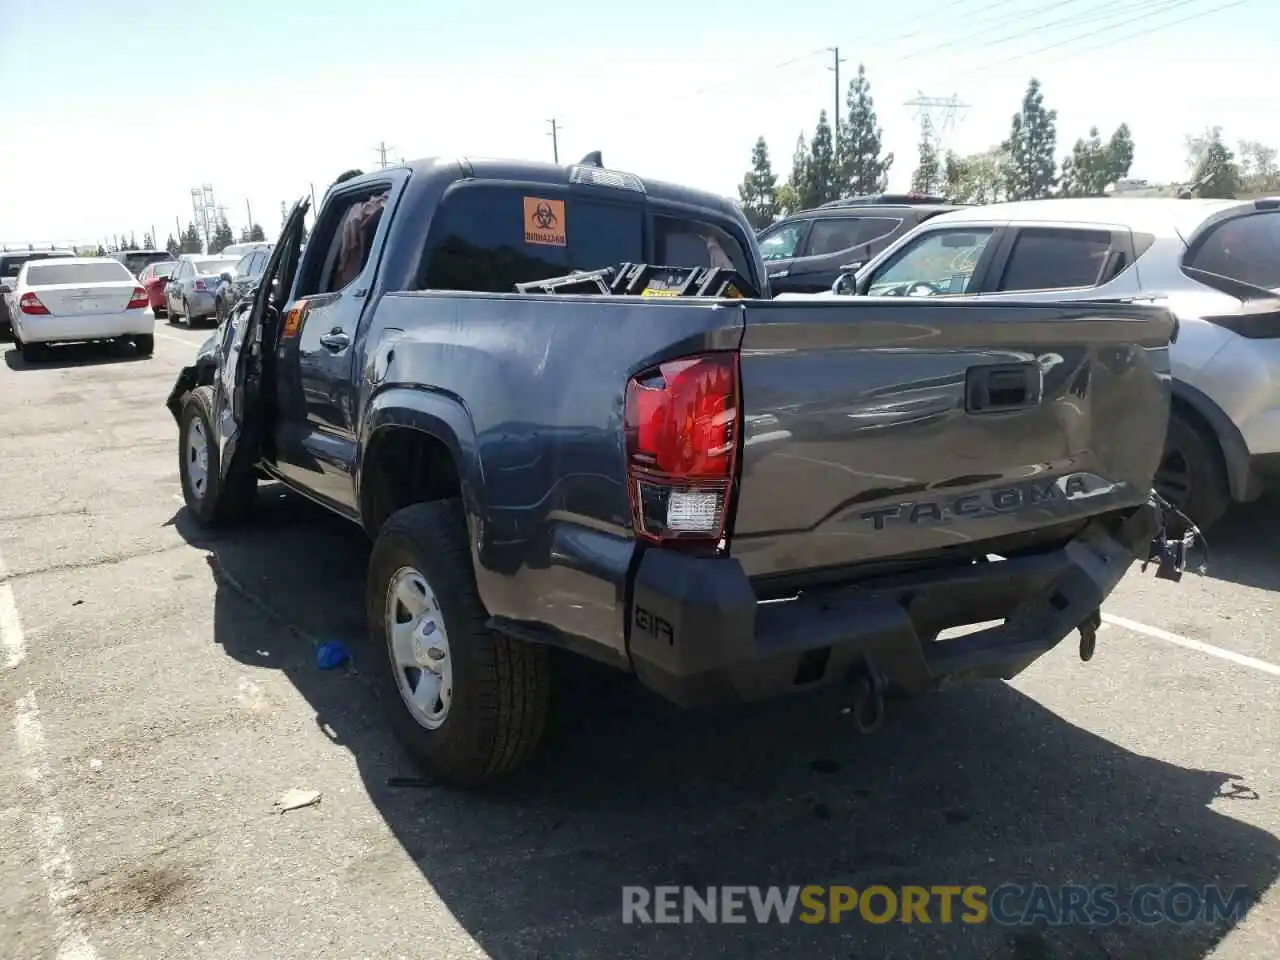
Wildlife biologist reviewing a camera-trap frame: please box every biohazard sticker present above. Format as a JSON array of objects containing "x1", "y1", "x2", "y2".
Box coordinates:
[
  {"x1": 523, "y1": 197, "x2": 566, "y2": 247},
  {"x1": 282, "y1": 301, "x2": 310, "y2": 338}
]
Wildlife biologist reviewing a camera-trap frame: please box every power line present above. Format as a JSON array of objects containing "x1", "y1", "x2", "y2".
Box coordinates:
[
  {"x1": 1037, "y1": 0, "x2": 1249, "y2": 65},
  {"x1": 972, "y1": 0, "x2": 1230, "y2": 71}
]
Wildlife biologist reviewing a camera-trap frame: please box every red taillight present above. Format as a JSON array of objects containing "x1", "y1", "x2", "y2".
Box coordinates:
[
  {"x1": 194, "y1": 279, "x2": 206, "y2": 291},
  {"x1": 18, "y1": 292, "x2": 48, "y2": 316},
  {"x1": 624, "y1": 353, "x2": 739, "y2": 546},
  {"x1": 127, "y1": 287, "x2": 148, "y2": 309}
]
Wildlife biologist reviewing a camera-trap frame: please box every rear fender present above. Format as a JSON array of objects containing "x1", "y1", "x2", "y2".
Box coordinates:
[{"x1": 358, "y1": 386, "x2": 485, "y2": 542}]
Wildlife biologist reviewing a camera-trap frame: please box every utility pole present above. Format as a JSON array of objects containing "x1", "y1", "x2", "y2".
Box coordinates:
[
  {"x1": 175, "y1": 216, "x2": 183, "y2": 246},
  {"x1": 827, "y1": 47, "x2": 847, "y2": 140},
  {"x1": 150, "y1": 224, "x2": 157, "y2": 249},
  {"x1": 280, "y1": 200, "x2": 288, "y2": 226},
  {"x1": 309, "y1": 182, "x2": 317, "y2": 210},
  {"x1": 547, "y1": 118, "x2": 560, "y2": 164},
  {"x1": 374, "y1": 141, "x2": 395, "y2": 169},
  {"x1": 245, "y1": 200, "x2": 254, "y2": 232}
]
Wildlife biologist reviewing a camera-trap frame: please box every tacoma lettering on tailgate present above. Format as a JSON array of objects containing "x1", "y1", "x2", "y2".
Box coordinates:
[{"x1": 858, "y1": 472, "x2": 1121, "y2": 531}]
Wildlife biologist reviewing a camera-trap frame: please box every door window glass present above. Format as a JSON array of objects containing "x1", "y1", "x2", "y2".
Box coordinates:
[{"x1": 866, "y1": 229, "x2": 995, "y2": 296}]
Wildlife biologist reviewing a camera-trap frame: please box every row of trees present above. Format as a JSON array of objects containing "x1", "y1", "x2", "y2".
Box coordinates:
[
  {"x1": 738, "y1": 68, "x2": 1280, "y2": 229},
  {"x1": 93, "y1": 221, "x2": 267, "y2": 258}
]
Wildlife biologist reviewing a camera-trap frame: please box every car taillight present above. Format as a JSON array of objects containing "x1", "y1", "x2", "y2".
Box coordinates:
[
  {"x1": 624, "y1": 352, "x2": 740, "y2": 547},
  {"x1": 127, "y1": 287, "x2": 148, "y2": 309},
  {"x1": 18, "y1": 292, "x2": 48, "y2": 316},
  {"x1": 194, "y1": 279, "x2": 206, "y2": 291}
]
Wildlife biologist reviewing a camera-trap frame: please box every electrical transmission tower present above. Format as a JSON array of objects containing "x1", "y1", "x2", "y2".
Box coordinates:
[
  {"x1": 190, "y1": 184, "x2": 218, "y2": 252},
  {"x1": 904, "y1": 93, "x2": 969, "y2": 162}
]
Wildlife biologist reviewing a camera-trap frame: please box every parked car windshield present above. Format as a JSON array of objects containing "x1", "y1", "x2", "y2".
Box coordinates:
[{"x1": 26, "y1": 260, "x2": 134, "y2": 285}]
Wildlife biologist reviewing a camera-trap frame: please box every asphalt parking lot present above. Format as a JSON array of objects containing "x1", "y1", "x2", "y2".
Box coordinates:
[{"x1": 0, "y1": 326, "x2": 1277, "y2": 960}]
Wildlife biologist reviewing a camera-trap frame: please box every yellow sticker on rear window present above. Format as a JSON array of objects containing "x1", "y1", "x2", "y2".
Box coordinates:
[
  {"x1": 641, "y1": 287, "x2": 679, "y2": 297},
  {"x1": 523, "y1": 197, "x2": 567, "y2": 247}
]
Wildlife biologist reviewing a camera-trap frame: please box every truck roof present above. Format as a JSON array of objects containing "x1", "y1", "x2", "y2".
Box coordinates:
[{"x1": 343, "y1": 155, "x2": 745, "y2": 225}]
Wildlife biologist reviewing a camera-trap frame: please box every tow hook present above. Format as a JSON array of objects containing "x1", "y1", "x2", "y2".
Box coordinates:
[
  {"x1": 1078, "y1": 608, "x2": 1102, "y2": 662},
  {"x1": 842, "y1": 662, "x2": 886, "y2": 734}
]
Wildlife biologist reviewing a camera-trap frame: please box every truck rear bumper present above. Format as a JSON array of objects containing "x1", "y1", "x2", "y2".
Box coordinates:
[{"x1": 626, "y1": 503, "x2": 1159, "y2": 708}]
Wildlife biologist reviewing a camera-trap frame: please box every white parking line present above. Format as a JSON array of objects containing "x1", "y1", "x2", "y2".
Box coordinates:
[
  {"x1": 1103, "y1": 612, "x2": 1280, "y2": 678},
  {"x1": 15, "y1": 693, "x2": 101, "y2": 960},
  {"x1": 2, "y1": 547, "x2": 101, "y2": 960},
  {"x1": 154, "y1": 330, "x2": 197, "y2": 346},
  {"x1": 1, "y1": 554, "x2": 24, "y2": 668}
]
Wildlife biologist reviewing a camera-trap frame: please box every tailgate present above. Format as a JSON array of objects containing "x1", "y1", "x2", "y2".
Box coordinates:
[{"x1": 731, "y1": 298, "x2": 1176, "y2": 580}]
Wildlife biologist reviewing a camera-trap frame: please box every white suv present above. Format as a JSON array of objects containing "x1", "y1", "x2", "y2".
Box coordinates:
[{"x1": 827, "y1": 196, "x2": 1280, "y2": 531}]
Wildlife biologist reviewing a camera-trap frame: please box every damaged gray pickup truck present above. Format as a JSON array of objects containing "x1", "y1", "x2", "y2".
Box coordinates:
[{"x1": 166, "y1": 155, "x2": 1195, "y2": 785}]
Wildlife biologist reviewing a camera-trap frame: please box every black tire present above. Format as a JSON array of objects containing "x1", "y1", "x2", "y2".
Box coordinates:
[
  {"x1": 134, "y1": 334, "x2": 155, "y2": 356},
  {"x1": 20, "y1": 341, "x2": 39, "y2": 363},
  {"x1": 182, "y1": 300, "x2": 192, "y2": 327},
  {"x1": 177, "y1": 385, "x2": 257, "y2": 527},
  {"x1": 366, "y1": 500, "x2": 551, "y2": 785},
  {"x1": 1156, "y1": 410, "x2": 1230, "y2": 534}
]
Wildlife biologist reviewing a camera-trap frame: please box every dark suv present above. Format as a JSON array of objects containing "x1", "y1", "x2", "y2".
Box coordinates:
[{"x1": 757, "y1": 194, "x2": 961, "y2": 295}]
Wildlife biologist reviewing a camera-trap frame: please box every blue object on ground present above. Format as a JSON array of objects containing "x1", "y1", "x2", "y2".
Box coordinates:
[{"x1": 316, "y1": 641, "x2": 352, "y2": 670}]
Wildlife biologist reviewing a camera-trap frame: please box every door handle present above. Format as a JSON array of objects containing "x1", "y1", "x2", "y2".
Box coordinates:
[
  {"x1": 319, "y1": 328, "x2": 350, "y2": 351},
  {"x1": 965, "y1": 362, "x2": 1042, "y2": 413}
]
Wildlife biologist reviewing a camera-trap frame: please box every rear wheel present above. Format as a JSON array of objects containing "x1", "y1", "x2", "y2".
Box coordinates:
[
  {"x1": 19, "y1": 341, "x2": 39, "y2": 363},
  {"x1": 1156, "y1": 410, "x2": 1230, "y2": 534},
  {"x1": 182, "y1": 300, "x2": 192, "y2": 327},
  {"x1": 366, "y1": 500, "x2": 552, "y2": 785},
  {"x1": 134, "y1": 334, "x2": 155, "y2": 356},
  {"x1": 178, "y1": 385, "x2": 256, "y2": 527}
]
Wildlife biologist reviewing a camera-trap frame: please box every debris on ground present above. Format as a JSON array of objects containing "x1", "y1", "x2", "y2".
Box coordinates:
[
  {"x1": 274, "y1": 789, "x2": 322, "y2": 813},
  {"x1": 315, "y1": 641, "x2": 351, "y2": 670}
]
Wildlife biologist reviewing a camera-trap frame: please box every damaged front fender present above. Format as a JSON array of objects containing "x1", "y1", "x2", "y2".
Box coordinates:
[{"x1": 166, "y1": 365, "x2": 200, "y2": 425}]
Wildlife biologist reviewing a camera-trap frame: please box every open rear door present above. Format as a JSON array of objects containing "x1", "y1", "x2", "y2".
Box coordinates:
[{"x1": 215, "y1": 196, "x2": 309, "y2": 482}]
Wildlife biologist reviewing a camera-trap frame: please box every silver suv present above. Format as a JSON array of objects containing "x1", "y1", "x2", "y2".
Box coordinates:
[{"x1": 824, "y1": 196, "x2": 1280, "y2": 531}]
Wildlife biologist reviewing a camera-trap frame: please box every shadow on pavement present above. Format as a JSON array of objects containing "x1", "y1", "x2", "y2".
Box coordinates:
[
  {"x1": 173, "y1": 487, "x2": 1279, "y2": 960},
  {"x1": 1199, "y1": 494, "x2": 1280, "y2": 592},
  {"x1": 3, "y1": 340, "x2": 151, "y2": 371}
]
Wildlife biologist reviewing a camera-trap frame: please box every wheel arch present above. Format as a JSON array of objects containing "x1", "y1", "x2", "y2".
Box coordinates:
[{"x1": 1169, "y1": 380, "x2": 1255, "y2": 503}]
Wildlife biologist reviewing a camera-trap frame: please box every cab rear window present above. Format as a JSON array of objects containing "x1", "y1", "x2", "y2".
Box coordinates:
[{"x1": 417, "y1": 185, "x2": 751, "y2": 293}]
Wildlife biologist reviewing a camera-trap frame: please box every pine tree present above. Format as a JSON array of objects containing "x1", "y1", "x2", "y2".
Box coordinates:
[
  {"x1": 95, "y1": 245, "x2": 107, "y2": 257},
  {"x1": 181, "y1": 222, "x2": 203, "y2": 254},
  {"x1": 738, "y1": 136, "x2": 780, "y2": 230},
  {"x1": 209, "y1": 218, "x2": 235, "y2": 254},
  {"x1": 788, "y1": 133, "x2": 810, "y2": 209},
  {"x1": 1059, "y1": 124, "x2": 1134, "y2": 197},
  {"x1": 801, "y1": 110, "x2": 839, "y2": 208},
  {"x1": 837, "y1": 64, "x2": 893, "y2": 197},
  {"x1": 1002, "y1": 78, "x2": 1058, "y2": 200},
  {"x1": 911, "y1": 135, "x2": 940, "y2": 194},
  {"x1": 248, "y1": 223, "x2": 266, "y2": 242},
  {"x1": 165, "y1": 234, "x2": 181, "y2": 256}
]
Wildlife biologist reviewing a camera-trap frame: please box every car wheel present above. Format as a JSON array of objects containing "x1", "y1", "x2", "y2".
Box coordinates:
[
  {"x1": 182, "y1": 299, "x2": 192, "y2": 327},
  {"x1": 1155, "y1": 410, "x2": 1230, "y2": 534},
  {"x1": 177, "y1": 385, "x2": 257, "y2": 527},
  {"x1": 366, "y1": 499, "x2": 552, "y2": 785},
  {"x1": 134, "y1": 334, "x2": 155, "y2": 356},
  {"x1": 19, "y1": 341, "x2": 39, "y2": 363}
]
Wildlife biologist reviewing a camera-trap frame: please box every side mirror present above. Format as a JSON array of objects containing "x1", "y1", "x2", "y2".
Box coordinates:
[{"x1": 832, "y1": 272, "x2": 858, "y2": 296}]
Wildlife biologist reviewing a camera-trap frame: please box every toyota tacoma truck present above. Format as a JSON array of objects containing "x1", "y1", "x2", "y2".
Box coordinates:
[{"x1": 166, "y1": 154, "x2": 1188, "y2": 785}]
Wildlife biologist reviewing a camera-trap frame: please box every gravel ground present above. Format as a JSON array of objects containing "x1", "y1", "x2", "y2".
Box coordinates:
[{"x1": 0, "y1": 327, "x2": 1276, "y2": 960}]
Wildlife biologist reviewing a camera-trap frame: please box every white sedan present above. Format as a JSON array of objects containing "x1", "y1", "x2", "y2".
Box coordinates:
[{"x1": 9, "y1": 257, "x2": 155, "y2": 361}]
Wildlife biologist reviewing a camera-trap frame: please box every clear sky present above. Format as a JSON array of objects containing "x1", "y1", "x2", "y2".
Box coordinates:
[{"x1": 0, "y1": 0, "x2": 1271, "y2": 248}]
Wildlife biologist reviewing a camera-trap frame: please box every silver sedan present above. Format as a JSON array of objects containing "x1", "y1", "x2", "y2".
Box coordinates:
[{"x1": 165, "y1": 254, "x2": 242, "y2": 326}]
